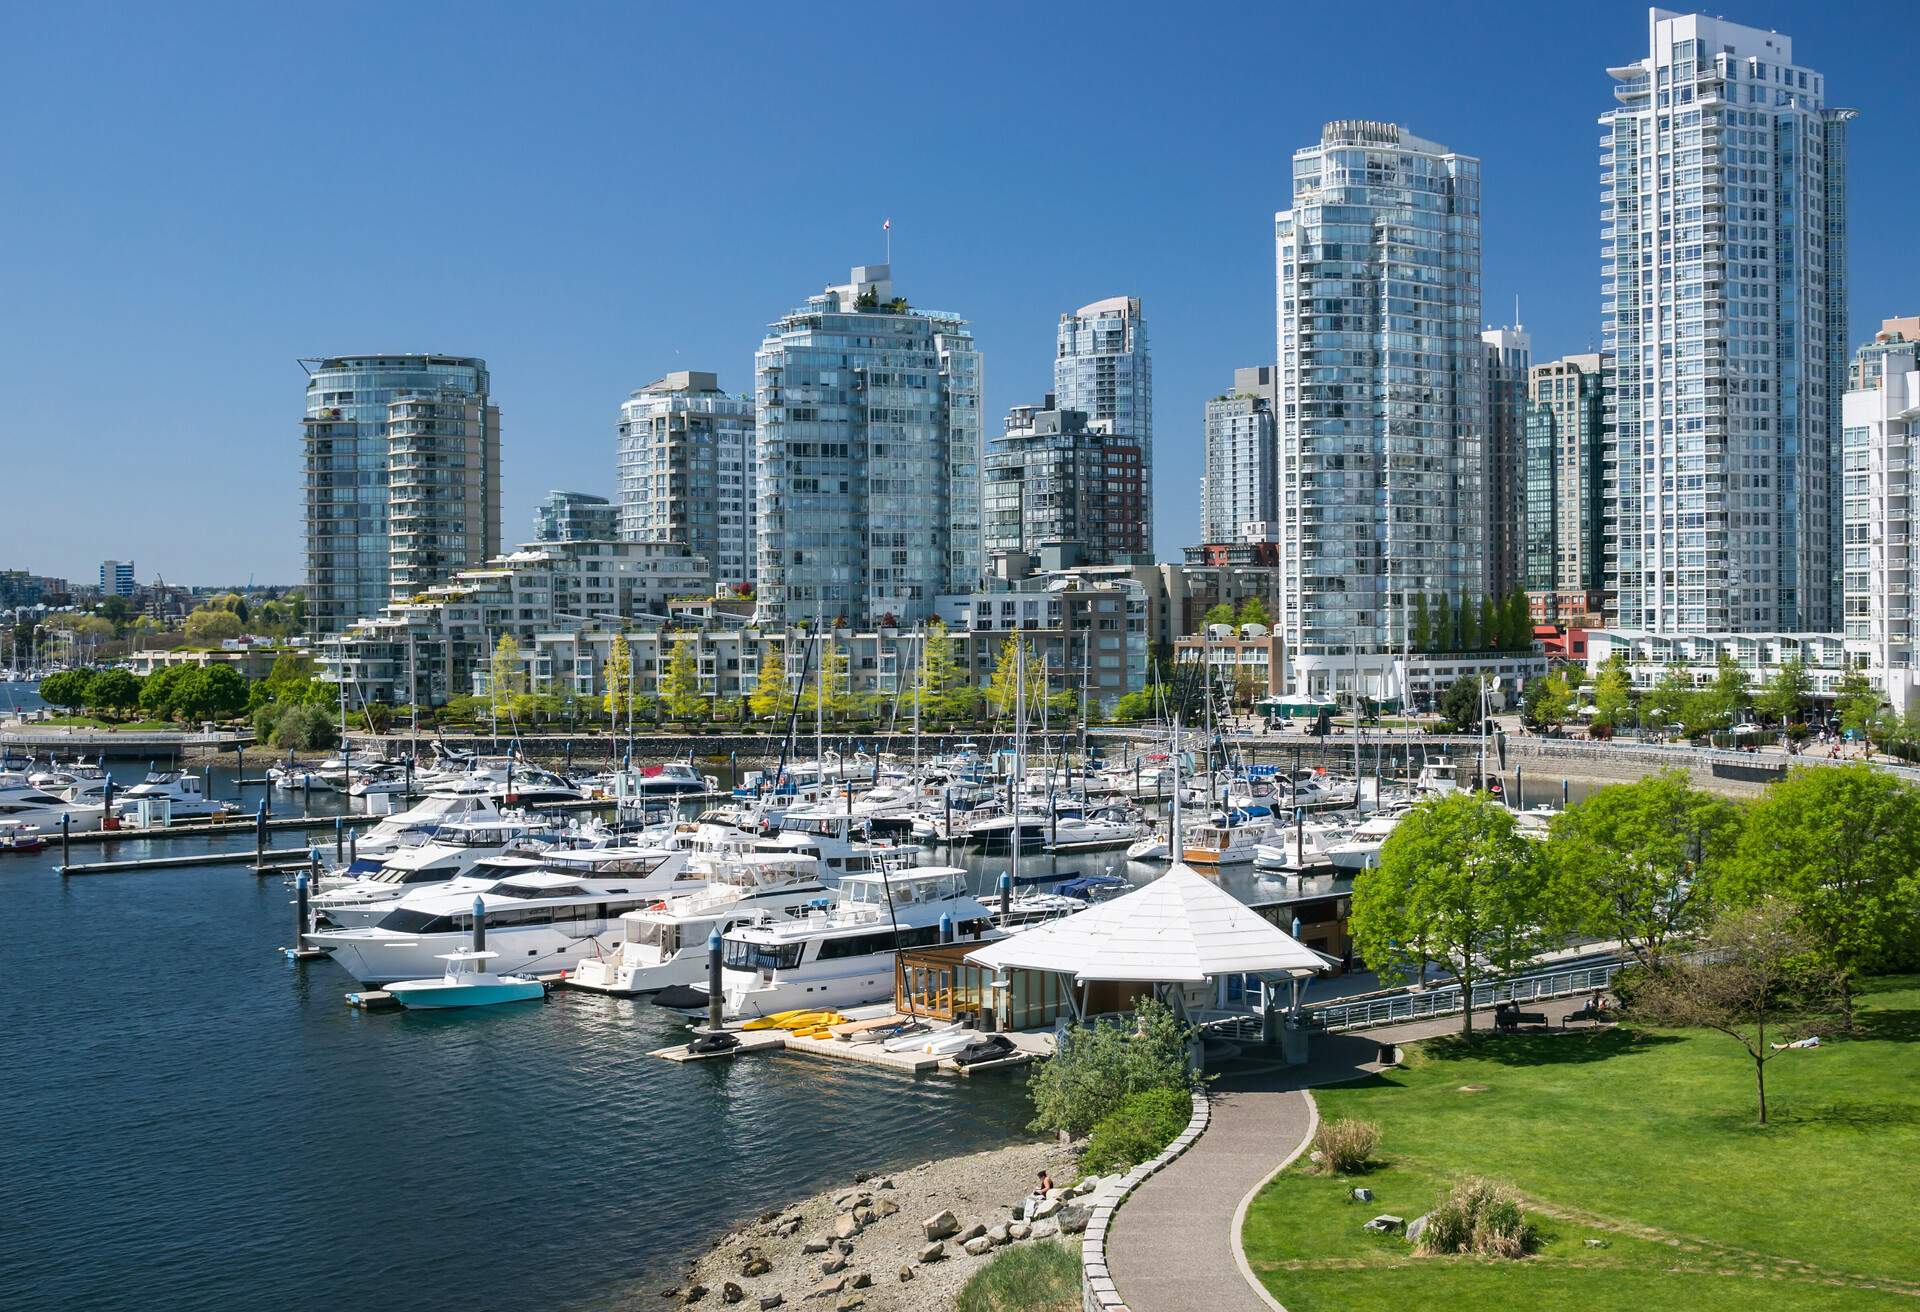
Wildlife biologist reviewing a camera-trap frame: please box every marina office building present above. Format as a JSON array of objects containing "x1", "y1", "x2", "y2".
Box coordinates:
[{"x1": 302, "y1": 354, "x2": 500, "y2": 634}]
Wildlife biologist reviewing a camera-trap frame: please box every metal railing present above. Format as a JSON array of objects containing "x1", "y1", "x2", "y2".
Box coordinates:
[{"x1": 1298, "y1": 960, "x2": 1627, "y2": 1033}]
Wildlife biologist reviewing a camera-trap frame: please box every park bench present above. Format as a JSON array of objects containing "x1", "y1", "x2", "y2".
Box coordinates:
[{"x1": 1494, "y1": 1002, "x2": 1548, "y2": 1031}]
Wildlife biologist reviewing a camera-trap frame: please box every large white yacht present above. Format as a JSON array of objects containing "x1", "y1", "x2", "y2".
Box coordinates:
[
  {"x1": 565, "y1": 852, "x2": 830, "y2": 996},
  {"x1": 306, "y1": 865, "x2": 708, "y2": 984},
  {"x1": 351, "y1": 784, "x2": 507, "y2": 859},
  {"x1": 0, "y1": 776, "x2": 105, "y2": 833},
  {"x1": 765, "y1": 807, "x2": 914, "y2": 879},
  {"x1": 114, "y1": 771, "x2": 240, "y2": 823},
  {"x1": 683, "y1": 865, "x2": 1002, "y2": 1019},
  {"x1": 314, "y1": 818, "x2": 553, "y2": 899}
]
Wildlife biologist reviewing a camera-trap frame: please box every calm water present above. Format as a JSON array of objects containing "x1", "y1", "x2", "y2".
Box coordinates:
[{"x1": 0, "y1": 761, "x2": 1100, "y2": 1312}]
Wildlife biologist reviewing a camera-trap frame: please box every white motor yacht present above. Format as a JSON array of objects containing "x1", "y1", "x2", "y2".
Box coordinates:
[
  {"x1": 618, "y1": 761, "x2": 717, "y2": 796},
  {"x1": 0, "y1": 779, "x2": 103, "y2": 833},
  {"x1": 678, "y1": 864, "x2": 1004, "y2": 1019},
  {"x1": 767, "y1": 807, "x2": 914, "y2": 879},
  {"x1": 306, "y1": 867, "x2": 708, "y2": 984},
  {"x1": 113, "y1": 771, "x2": 239, "y2": 823},
  {"x1": 350, "y1": 784, "x2": 507, "y2": 859},
  {"x1": 1253, "y1": 816, "x2": 1354, "y2": 872},
  {"x1": 566, "y1": 852, "x2": 831, "y2": 996},
  {"x1": 1180, "y1": 809, "x2": 1276, "y2": 867},
  {"x1": 1325, "y1": 809, "x2": 1408, "y2": 871},
  {"x1": 312, "y1": 818, "x2": 555, "y2": 904}
]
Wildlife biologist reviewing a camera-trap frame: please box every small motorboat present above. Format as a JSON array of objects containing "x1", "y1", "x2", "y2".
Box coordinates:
[
  {"x1": 386, "y1": 950, "x2": 547, "y2": 1009},
  {"x1": 0, "y1": 821, "x2": 47, "y2": 853},
  {"x1": 1055, "y1": 873, "x2": 1129, "y2": 903}
]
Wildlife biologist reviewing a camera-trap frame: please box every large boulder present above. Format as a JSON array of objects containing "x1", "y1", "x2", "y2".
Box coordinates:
[
  {"x1": 957, "y1": 1222, "x2": 987, "y2": 1243},
  {"x1": 961, "y1": 1236, "x2": 993, "y2": 1256},
  {"x1": 1057, "y1": 1204, "x2": 1092, "y2": 1235},
  {"x1": 832, "y1": 1213, "x2": 860, "y2": 1241},
  {"x1": 1029, "y1": 1218, "x2": 1060, "y2": 1240},
  {"x1": 923, "y1": 1210, "x2": 959, "y2": 1241},
  {"x1": 1008, "y1": 1221, "x2": 1031, "y2": 1241},
  {"x1": 1029, "y1": 1196, "x2": 1062, "y2": 1220},
  {"x1": 918, "y1": 1242, "x2": 947, "y2": 1264},
  {"x1": 722, "y1": 1283, "x2": 744, "y2": 1305},
  {"x1": 873, "y1": 1196, "x2": 899, "y2": 1219},
  {"x1": 1363, "y1": 1214, "x2": 1405, "y2": 1234},
  {"x1": 805, "y1": 1275, "x2": 846, "y2": 1301},
  {"x1": 759, "y1": 1298, "x2": 783, "y2": 1311},
  {"x1": 819, "y1": 1254, "x2": 847, "y2": 1276},
  {"x1": 801, "y1": 1237, "x2": 830, "y2": 1255},
  {"x1": 742, "y1": 1255, "x2": 772, "y2": 1279},
  {"x1": 986, "y1": 1223, "x2": 1011, "y2": 1246}
]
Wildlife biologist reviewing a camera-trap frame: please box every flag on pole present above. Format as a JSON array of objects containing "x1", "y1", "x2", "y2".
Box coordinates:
[{"x1": 883, "y1": 218, "x2": 891, "y2": 231}]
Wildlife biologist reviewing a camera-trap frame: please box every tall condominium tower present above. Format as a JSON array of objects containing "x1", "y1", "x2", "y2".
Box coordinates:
[
  {"x1": 617, "y1": 371, "x2": 755, "y2": 589},
  {"x1": 1200, "y1": 366, "x2": 1278, "y2": 544},
  {"x1": 534, "y1": 490, "x2": 617, "y2": 543},
  {"x1": 302, "y1": 354, "x2": 498, "y2": 633},
  {"x1": 1275, "y1": 120, "x2": 1485, "y2": 698},
  {"x1": 754, "y1": 265, "x2": 983, "y2": 626},
  {"x1": 984, "y1": 397, "x2": 1145, "y2": 564},
  {"x1": 1482, "y1": 327, "x2": 1533, "y2": 599},
  {"x1": 1842, "y1": 341, "x2": 1919, "y2": 714},
  {"x1": 1055, "y1": 297, "x2": 1151, "y2": 535},
  {"x1": 1525, "y1": 353, "x2": 1612, "y2": 621},
  {"x1": 1601, "y1": 10, "x2": 1853, "y2": 633}
]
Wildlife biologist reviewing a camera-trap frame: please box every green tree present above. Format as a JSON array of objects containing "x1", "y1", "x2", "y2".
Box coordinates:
[
  {"x1": 1546, "y1": 771, "x2": 1741, "y2": 967},
  {"x1": 1709, "y1": 651, "x2": 1751, "y2": 728},
  {"x1": 37, "y1": 669, "x2": 94, "y2": 711},
  {"x1": 1520, "y1": 673, "x2": 1573, "y2": 733},
  {"x1": 1831, "y1": 669, "x2": 1881, "y2": 742},
  {"x1": 490, "y1": 634, "x2": 524, "y2": 720},
  {"x1": 1644, "y1": 664, "x2": 1694, "y2": 739},
  {"x1": 1720, "y1": 764, "x2": 1920, "y2": 1020},
  {"x1": 96, "y1": 595, "x2": 134, "y2": 631},
  {"x1": 799, "y1": 641, "x2": 852, "y2": 719},
  {"x1": 985, "y1": 635, "x2": 1045, "y2": 716},
  {"x1": 85, "y1": 668, "x2": 142, "y2": 716},
  {"x1": 169, "y1": 665, "x2": 248, "y2": 720},
  {"x1": 601, "y1": 632, "x2": 631, "y2": 720},
  {"x1": 1349, "y1": 792, "x2": 1553, "y2": 1037},
  {"x1": 1235, "y1": 595, "x2": 1271, "y2": 628},
  {"x1": 1203, "y1": 601, "x2": 1236, "y2": 628},
  {"x1": 1755, "y1": 656, "x2": 1811, "y2": 727},
  {"x1": 1458, "y1": 593, "x2": 1479, "y2": 651},
  {"x1": 1432, "y1": 594, "x2": 1453, "y2": 653},
  {"x1": 1591, "y1": 653, "x2": 1633, "y2": 730},
  {"x1": 183, "y1": 607, "x2": 243, "y2": 645},
  {"x1": 1479, "y1": 595, "x2": 1500, "y2": 652},
  {"x1": 747, "y1": 645, "x2": 785, "y2": 719},
  {"x1": 1410, "y1": 593, "x2": 1432, "y2": 653},
  {"x1": 1438, "y1": 675, "x2": 1484, "y2": 733},
  {"x1": 914, "y1": 620, "x2": 960, "y2": 716},
  {"x1": 256, "y1": 701, "x2": 338, "y2": 750},
  {"x1": 139, "y1": 664, "x2": 194, "y2": 719},
  {"x1": 1503, "y1": 586, "x2": 1533, "y2": 651},
  {"x1": 660, "y1": 638, "x2": 707, "y2": 721},
  {"x1": 1112, "y1": 689, "x2": 1157, "y2": 722}
]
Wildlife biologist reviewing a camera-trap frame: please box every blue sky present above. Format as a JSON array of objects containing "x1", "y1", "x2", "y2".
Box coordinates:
[{"x1": 3, "y1": 1, "x2": 1913, "y2": 586}]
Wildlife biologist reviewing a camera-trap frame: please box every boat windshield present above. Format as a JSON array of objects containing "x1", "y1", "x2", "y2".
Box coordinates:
[
  {"x1": 625, "y1": 919, "x2": 678, "y2": 953},
  {"x1": 723, "y1": 938, "x2": 803, "y2": 972},
  {"x1": 492, "y1": 882, "x2": 589, "y2": 899}
]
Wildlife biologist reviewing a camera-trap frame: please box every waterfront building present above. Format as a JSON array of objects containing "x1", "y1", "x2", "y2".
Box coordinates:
[
  {"x1": 983, "y1": 397, "x2": 1145, "y2": 565},
  {"x1": 534, "y1": 491, "x2": 616, "y2": 544},
  {"x1": 321, "y1": 538, "x2": 710, "y2": 705},
  {"x1": 1054, "y1": 296, "x2": 1152, "y2": 506},
  {"x1": 617, "y1": 371, "x2": 757, "y2": 590},
  {"x1": 1482, "y1": 327, "x2": 1533, "y2": 599},
  {"x1": 99, "y1": 560, "x2": 135, "y2": 597},
  {"x1": 1601, "y1": 12, "x2": 1854, "y2": 634},
  {"x1": 1843, "y1": 342, "x2": 1920, "y2": 715},
  {"x1": 302, "y1": 354, "x2": 499, "y2": 634},
  {"x1": 1200, "y1": 367, "x2": 1278, "y2": 546},
  {"x1": 1850, "y1": 316, "x2": 1920, "y2": 393},
  {"x1": 938, "y1": 555, "x2": 1149, "y2": 712},
  {"x1": 754, "y1": 265, "x2": 982, "y2": 627},
  {"x1": 1525, "y1": 353, "x2": 1612, "y2": 625},
  {"x1": 386, "y1": 389, "x2": 503, "y2": 600},
  {"x1": 1585, "y1": 628, "x2": 1852, "y2": 705},
  {"x1": 0, "y1": 571, "x2": 44, "y2": 610},
  {"x1": 1174, "y1": 624, "x2": 1287, "y2": 704},
  {"x1": 1275, "y1": 120, "x2": 1487, "y2": 701}
]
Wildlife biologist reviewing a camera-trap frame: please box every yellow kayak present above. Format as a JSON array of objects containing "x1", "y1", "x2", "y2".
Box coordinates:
[{"x1": 742, "y1": 1009, "x2": 845, "y2": 1032}]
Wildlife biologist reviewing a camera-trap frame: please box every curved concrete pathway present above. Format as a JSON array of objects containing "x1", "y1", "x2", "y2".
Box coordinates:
[{"x1": 1107, "y1": 998, "x2": 1592, "y2": 1311}]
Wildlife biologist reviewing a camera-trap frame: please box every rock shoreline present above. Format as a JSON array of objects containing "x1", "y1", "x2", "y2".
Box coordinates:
[{"x1": 647, "y1": 1139, "x2": 1093, "y2": 1312}]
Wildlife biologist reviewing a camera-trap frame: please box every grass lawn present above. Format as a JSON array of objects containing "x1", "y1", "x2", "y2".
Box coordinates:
[
  {"x1": 32, "y1": 716, "x2": 179, "y2": 731},
  {"x1": 1243, "y1": 976, "x2": 1920, "y2": 1310}
]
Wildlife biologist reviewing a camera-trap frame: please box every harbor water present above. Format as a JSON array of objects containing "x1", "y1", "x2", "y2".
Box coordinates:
[{"x1": 0, "y1": 761, "x2": 1099, "y2": 1312}]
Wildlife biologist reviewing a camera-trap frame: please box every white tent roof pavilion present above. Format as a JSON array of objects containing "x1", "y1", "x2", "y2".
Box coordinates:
[{"x1": 966, "y1": 863, "x2": 1334, "y2": 985}]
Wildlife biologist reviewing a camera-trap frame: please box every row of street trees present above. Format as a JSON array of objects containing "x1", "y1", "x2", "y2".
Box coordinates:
[
  {"x1": 1351, "y1": 766, "x2": 1920, "y2": 1036},
  {"x1": 1409, "y1": 586, "x2": 1534, "y2": 654}
]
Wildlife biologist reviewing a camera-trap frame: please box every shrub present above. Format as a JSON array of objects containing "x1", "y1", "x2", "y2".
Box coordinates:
[
  {"x1": 256, "y1": 702, "x2": 338, "y2": 750},
  {"x1": 1082, "y1": 1087, "x2": 1193, "y2": 1174},
  {"x1": 1310, "y1": 1117, "x2": 1380, "y2": 1175},
  {"x1": 1027, "y1": 996, "x2": 1200, "y2": 1139},
  {"x1": 956, "y1": 1239, "x2": 1080, "y2": 1312},
  {"x1": 1415, "y1": 1176, "x2": 1537, "y2": 1258}
]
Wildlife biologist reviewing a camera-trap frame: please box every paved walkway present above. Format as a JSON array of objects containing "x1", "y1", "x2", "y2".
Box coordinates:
[{"x1": 1106, "y1": 997, "x2": 1595, "y2": 1311}]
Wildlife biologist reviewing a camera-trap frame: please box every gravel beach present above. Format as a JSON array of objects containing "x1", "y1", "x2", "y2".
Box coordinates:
[{"x1": 646, "y1": 1138, "x2": 1088, "y2": 1311}]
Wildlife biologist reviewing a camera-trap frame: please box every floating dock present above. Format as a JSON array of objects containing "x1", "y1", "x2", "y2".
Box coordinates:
[
  {"x1": 57, "y1": 846, "x2": 315, "y2": 876},
  {"x1": 648, "y1": 1012, "x2": 1053, "y2": 1076}
]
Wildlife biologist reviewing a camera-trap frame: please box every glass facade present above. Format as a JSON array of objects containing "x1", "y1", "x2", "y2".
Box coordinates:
[
  {"x1": 1601, "y1": 14, "x2": 1852, "y2": 633},
  {"x1": 617, "y1": 372, "x2": 754, "y2": 589},
  {"x1": 302, "y1": 355, "x2": 496, "y2": 634},
  {"x1": 1200, "y1": 367, "x2": 1277, "y2": 544},
  {"x1": 1525, "y1": 354, "x2": 1612, "y2": 600},
  {"x1": 1482, "y1": 328, "x2": 1533, "y2": 597},
  {"x1": 1275, "y1": 120, "x2": 1485, "y2": 691},
  {"x1": 754, "y1": 265, "x2": 982, "y2": 627},
  {"x1": 1054, "y1": 296, "x2": 1151, "y2": 547},
  {"x1": 534, "y1": 491, "x2": 616, "y2": 543}
]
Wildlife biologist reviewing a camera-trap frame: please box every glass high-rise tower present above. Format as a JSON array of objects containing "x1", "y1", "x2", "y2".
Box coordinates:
[
  {"x1": 618, "y1": 371, "x2": 755, "y2": 589},
  {"x1": 1054, "y1": 297, "x2": 1151, "y2": 551},
  {"x1": 1275, "y1": 120, "x2": 1485, "y2": 698},
  {"x1": 1200, "y1": 366, "x2": 1277, "y2": 545},
  {"x1": 302, "y1": 354, "x2": 498, "y2": 634},
  {"x1": 753, "y1": 265, "x2": 982, "y2": 627},
  {"x1": 1601, "y1": 10, "x2": 1853, "y2": 633}
]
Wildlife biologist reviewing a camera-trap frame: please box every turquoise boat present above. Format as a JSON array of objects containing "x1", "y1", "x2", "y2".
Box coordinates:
[{"x1": 387, "y1": 950, "x2": 546, "y2": 1009}]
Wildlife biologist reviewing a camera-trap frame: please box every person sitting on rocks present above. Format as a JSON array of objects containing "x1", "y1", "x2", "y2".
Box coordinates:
[{"x1": 1021, "y1": 1170, "x2": 1053, "y2": 1219}]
